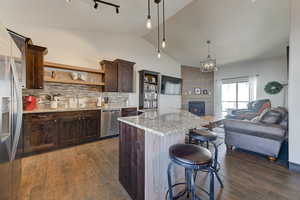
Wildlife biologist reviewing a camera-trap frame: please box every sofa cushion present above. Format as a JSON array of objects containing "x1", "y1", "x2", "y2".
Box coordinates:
[
  {"x1": 273, "y1": 107, "x2": 288, "y2": 120},
  {"x1": 224, "y1": 119, "x2": 286, "y2": 141},
  {"x1": 260, "y1": 109, "x2": 282, "y2": 124}
]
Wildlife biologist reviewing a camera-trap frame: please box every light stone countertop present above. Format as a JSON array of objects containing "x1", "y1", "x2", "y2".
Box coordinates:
[
  {"x1": 118, "y1": 108, "x2": 214, "y2": 136},
  {"x1": 23, "y1": 105, "x2": 138, "y2": 114}
]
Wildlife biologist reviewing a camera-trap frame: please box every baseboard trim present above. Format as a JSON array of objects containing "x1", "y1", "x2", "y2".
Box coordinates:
[{"x1": 289, "y1": 162, "x2": 300, "y2": 173}]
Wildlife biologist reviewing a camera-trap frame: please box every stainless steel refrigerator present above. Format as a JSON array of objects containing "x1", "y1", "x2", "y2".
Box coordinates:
[{"x1": 0, "y1": 22, "x2": 23, "y2": 200}]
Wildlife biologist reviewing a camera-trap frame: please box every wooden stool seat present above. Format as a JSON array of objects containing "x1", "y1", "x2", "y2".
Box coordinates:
[
  {"x1": 169, "y1": 144, "x2": 212, "y2": 166},
  {"x1": 189, "y1": 129, "x2": 218, "y2": 142}
]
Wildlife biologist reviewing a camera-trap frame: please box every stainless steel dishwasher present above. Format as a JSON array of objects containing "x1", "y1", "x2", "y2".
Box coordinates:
[{"x1": 101, "y1": 109, "x2": 121, "y2": 138}]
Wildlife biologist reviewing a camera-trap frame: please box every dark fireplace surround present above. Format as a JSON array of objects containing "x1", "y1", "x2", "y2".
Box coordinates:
[{"x1": 188, "y1": 101, "x2": 205, "y2": 116}]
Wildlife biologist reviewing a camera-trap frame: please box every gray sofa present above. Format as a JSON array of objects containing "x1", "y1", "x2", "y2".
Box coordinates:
[{"x1": 224, "y1": 107, "x2": 288, "y2": 160}]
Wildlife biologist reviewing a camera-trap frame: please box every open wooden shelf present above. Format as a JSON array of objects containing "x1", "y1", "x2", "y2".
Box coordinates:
[
  {"x1": 44, "y1": 61, "x2": 105, "y2": 74},
  {"x1": 44, "y1": 77, "x2": 105, "y2": 86}
]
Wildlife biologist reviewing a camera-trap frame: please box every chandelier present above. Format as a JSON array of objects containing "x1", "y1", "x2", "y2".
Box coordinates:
[
  {"x1": 200, "y1": 40, "x2": 218, "y2": 72},
  {"x1": 146, "y1": 0, "x2": 166, "y2": 58}
]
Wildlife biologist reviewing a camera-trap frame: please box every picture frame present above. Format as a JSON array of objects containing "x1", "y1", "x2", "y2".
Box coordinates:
[
  {"x1": 202, "y1": 89, "x2": 209, "y2": 95},
  {"x1": 194, "y1": 88, "x2": 201, "y2": 95}
]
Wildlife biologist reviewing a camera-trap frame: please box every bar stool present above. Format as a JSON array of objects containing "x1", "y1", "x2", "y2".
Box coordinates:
[
  {"x1": 188, "y1": 129, "x2": 224, "y2": 188},
  {"x1": 166, "y1": 144, "x2": 215, "y2": 200}
]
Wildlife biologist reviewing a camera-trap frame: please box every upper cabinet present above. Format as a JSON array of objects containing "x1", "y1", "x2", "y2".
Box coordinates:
[
  {"x1": 8, "y1": 29, "x2": 48, "y2": 89},
  {"x1": 27, "y1": 45, "x2": 47, "y2": 89},
  {"x1": 101, "y1": 60, "x2": 118, "y2": 92},
  {"x1": 101, "y1": 59, "x2": 135, "y2": 93}
]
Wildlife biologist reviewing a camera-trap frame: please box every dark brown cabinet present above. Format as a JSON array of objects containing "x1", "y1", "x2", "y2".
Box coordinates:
[
  {"x1": 121, "y1": 107, "x2": 138, "y2": 117},
  {"x1": 23, "y1": 113, "x2": 58, "y2": 154},
  {"x1": 79, "y1": 111, "x2": 101, "y2": 143},
  {"x1": 26, "y1": 45, "x2": 47, "y2": 89},
  {"x1": 58, "y1": 112, "x2": 81, "y2": 147},
  {"x1": 8, "y1": 30, "x2": 47, "y2": 89},
  {"x1": 115, "y1": 59, "x2": 135, "y2": 93},
  {"x1": 22, "y1": 110, "x2": 101, "y2": 156},
  {"x1": 101, "y1": 59, "x2": 135, "y2": 92},
  {"x1": 101, "y1": 60, "x2": 118, "y2": 92},
  {"x1": 119, "y1": 122, "x2": 145, "y2": 200}
]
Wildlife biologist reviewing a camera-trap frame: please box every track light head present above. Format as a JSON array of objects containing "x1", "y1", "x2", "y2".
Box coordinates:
[
  {"x1": 116, "y1": 7, "x2": 119, "y2": 14},
  {"x1": 94, "y1": 2, "x2": 99, "y2": 9}
]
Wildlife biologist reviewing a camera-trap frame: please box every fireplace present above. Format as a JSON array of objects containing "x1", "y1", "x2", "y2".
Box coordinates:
[{"x1": 188, "y1": 101, "x2": 205, "y2": 116}]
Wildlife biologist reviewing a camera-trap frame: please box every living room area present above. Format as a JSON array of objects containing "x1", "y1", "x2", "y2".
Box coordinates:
[
  {"x1": 182, "y1": 54, "x2": 289, "y2": 160},
  {"x1": 180, "y1": 0, "x2": 290, "y2": 165}
]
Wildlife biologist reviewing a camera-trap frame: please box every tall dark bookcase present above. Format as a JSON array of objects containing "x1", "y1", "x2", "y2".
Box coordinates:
[{"x1": 139, "y1": 70, "x2": 160, "y2": 110}]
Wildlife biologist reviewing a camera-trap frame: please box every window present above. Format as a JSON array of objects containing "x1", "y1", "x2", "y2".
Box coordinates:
[{"x1": 221, "y1": 79, "x2": 250, "y2": 112}]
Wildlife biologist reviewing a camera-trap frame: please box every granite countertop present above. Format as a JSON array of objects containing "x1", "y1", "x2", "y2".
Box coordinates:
[
  {"x1": 23, "y1": 105, "x2": 138, "y2": 114},
  {"x1": 118, "y1": 108, "x2": 213, "y2": 136}
]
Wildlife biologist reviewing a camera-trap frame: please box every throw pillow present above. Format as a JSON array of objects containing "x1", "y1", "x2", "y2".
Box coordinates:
[{"x1": 259, "y1": 109, "x2": 282, "y2": 124}]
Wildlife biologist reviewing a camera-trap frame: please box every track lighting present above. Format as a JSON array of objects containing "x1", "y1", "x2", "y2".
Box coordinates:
[
  {"x1": 92, "y1": 0, "x2": 120, "y2": 14},
  {"x1": 94, "y1": 1, "x2": 99, "y2": 9}
]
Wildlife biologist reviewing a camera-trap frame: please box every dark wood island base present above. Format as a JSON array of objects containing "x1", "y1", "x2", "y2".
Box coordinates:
[{"x1": 119, "y1": 122, "x2": 145, "y2": 200}]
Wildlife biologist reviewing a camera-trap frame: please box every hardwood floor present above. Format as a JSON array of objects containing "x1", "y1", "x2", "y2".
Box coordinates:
[{"x1": 19, "y1": 138, "x2": 300, "y2": 200}]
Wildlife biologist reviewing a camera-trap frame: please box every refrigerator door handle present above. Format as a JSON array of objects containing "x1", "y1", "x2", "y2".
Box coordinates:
[{"x1": 10, "y1": 57, "x2": 23, "y2": 161}]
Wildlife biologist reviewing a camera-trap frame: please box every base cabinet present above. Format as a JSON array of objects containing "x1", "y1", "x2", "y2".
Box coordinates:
[
  {"x1": 79, "y1": 111, "x2": 101, "y2": 143},
  {"x1": 121, "y1": 107, "x2": 138, "y2": 117},
  {"x1": 22, "y1": 110, "x2": 101, "y2": 156},
  {"x1": 23, "y1": 113, "x2": 58, "y2": 154},
  {"x1": 58, "y1": 112, "x2": 81, "y2": 147}
]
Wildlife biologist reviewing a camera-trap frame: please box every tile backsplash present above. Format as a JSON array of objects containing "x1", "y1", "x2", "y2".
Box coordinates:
[{"x1": 23, "y1": 83, "x2": 129, "y2": 109}]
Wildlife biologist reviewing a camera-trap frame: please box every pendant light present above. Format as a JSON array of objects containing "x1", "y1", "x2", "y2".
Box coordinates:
[
  {"x1": 146, "y1": 0, "x2": 167, "y2": 57},
  {"x1": 146, "y1": 0, "x2": 152, "y2": 29},
  {"x1": 157, "y1": 1, "x2": 161, "y2": 58},
  {"x1": 161, "y1": 0, "x2": 166, "y2": 48},
  {"x1": 200, "y1": 40, "x2": 218, "y2": 72}
]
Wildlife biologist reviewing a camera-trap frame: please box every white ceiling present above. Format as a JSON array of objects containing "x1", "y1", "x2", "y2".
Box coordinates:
[
  {"x1": 0, "y1": 0, "x2": 192, "y2": 36},
  {"x1": 144, "y1": 0, "x2": 290, "y2": 66},
  {"x1": 0, "y1": 0, "x2": 290, "y2": 66}
]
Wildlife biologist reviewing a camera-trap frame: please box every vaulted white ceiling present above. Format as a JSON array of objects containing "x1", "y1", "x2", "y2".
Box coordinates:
[
  {"x1": 0, "y1": 0, "x2": 290, "y2": 66},
  {"x1": 144, "y1": 0, "x2": 290, "y2": 66},
  {"x1": 0, "y1": 0, "x2": 191, "y2": 36}
]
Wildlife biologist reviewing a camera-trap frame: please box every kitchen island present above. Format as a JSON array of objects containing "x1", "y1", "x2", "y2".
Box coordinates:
[{"x1": 118, "y1": 109, "x2": 216, "y2": 200}]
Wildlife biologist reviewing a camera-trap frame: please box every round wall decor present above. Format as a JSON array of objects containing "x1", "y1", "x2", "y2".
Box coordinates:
[{"x1": 264, "y1": 81, "x2": 283, "y2": 95}]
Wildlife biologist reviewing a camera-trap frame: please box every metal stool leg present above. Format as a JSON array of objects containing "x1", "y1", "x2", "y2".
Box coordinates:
[
  {"x1": 209, "y1": 168, "x2": 215, "y2": 200},
  {"x1": 212, "y1": 142, "x2": 224, "y2": 188},
  {"x1": 189, "y1": 169, "x2": 197, "y2": 200},
  {"x1": 185, "y1": 168, "x2": 190, "y2": 199},
  {"x1": 167, "y1": 162, "x2": 174, "y2": 200},
  {"x1": 214, "y1": 170, "x2": 224, "y2": 188}
]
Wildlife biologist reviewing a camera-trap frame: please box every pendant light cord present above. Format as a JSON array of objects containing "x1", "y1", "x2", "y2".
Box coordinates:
[
  {"x1": 207, "y1": 40, "x2": 211, "y2": 58},
  {"x1": 148, "y1": 0, "x2": 151, "y2": 18},
  {"x1": 157, "y1": 2, "x2": 160, "y2": 53},
  {"x1": 163, "y1": 0, "x2": 165, "y2": 41}
]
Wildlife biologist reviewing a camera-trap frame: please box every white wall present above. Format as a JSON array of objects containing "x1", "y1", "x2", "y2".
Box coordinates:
[
  {"x1": 9, "y1": 26, "x2": 181, "y2": 109},
  {"x1": 289, "y1": 0, "x2": 300, "y2": 165},
  {"x1": 214, "y1": 56, "x2": 288, "y2": 114}
]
